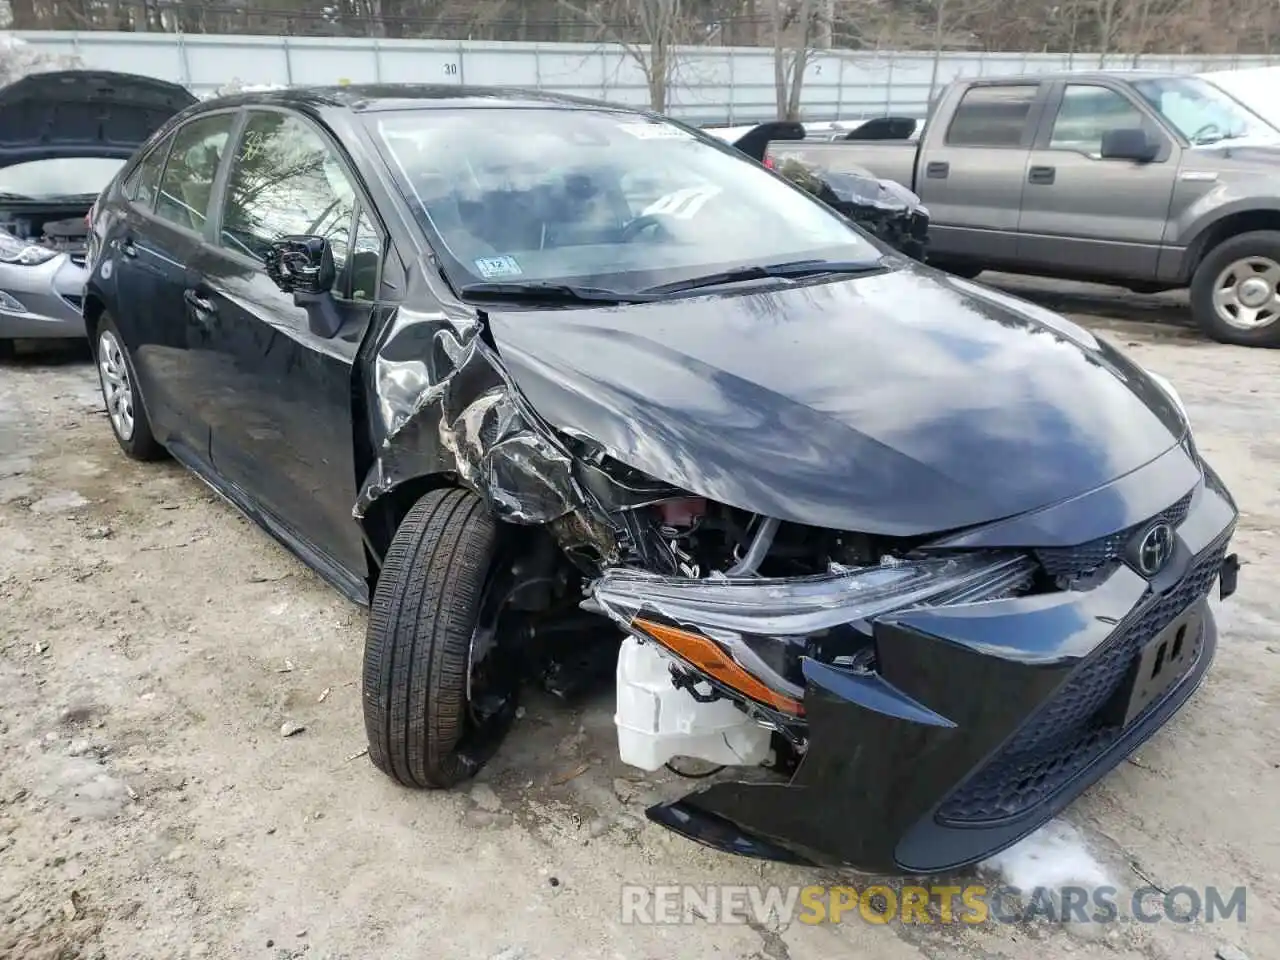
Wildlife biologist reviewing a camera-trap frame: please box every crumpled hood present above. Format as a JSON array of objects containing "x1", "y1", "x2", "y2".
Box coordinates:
[{"x1": 485, "y1": 266, "x2": 1186, "y2": 537}]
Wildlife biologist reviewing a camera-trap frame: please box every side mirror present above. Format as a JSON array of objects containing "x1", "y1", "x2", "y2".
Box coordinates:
[
  {"x1": 265, "y1": 235, "x2": 343, "y2": 339},
  {"x1": 1100, "y1": 127, "x2": 1159, "y2": 163},
  {"x1": 265, "y1": 235, "x2": 336, "y2": 295}
]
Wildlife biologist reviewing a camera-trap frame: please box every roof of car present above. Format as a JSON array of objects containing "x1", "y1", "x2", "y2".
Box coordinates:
[
  {"x1": 199, "y1": 84, "x2": 638, "y2": 114},
  {"x1": 970, "y1": 69, "x2": 1184, "y2": 84}
]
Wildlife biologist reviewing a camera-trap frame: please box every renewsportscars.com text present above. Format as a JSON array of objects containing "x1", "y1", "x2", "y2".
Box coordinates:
[{"x1": 620, "y1": 883, "x2": 1247, "y2": 926}]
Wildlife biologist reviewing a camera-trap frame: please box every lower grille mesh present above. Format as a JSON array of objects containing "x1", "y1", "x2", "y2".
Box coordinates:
[{"x1": 936, "y1": 541, "x2": 1225, "y2": 824}]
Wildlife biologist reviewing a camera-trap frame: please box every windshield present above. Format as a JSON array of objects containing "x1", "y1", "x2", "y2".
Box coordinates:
[
  {"x1": 369, "y1": 107, "x2": 881, "y2": 294},
  {"x1": 1131, "y1": 76, "x2": 1276, "y2": 145},
  {"x1": 0, "y1": 157, "x2": 126, "y2": 200},
  {"x1": 1199, "y1": 71, "x2": 1280, "y2": 133}
]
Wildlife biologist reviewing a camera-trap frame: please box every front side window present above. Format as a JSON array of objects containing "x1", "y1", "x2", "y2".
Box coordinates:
[
  {"x1": 155, "y1": 113, "x2": 235, "y2": 233},
  {"x1": 1050, "y1": 86, "x2": 1150, "y2": 154},
  {"x1": 219, "y1": 111, "x2": 360, "y2": 272},
  {"x1": 370, "y1": 107, "x2": 880, "y2": 293},
  {"x1": 946, "y1": 85, "x2": 1040, "y2": 148},
  {"x1": 0, "y1": 157, "x2": 127, "y2": 201}
]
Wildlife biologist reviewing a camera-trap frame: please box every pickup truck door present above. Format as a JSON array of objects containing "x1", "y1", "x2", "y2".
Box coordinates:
[
  {"x1": 1017, "y1": 81, "x2": 1178, "y2": 279},
  {"x1": 915, "y1": 81, "x2": 1049, "y2": 265}
]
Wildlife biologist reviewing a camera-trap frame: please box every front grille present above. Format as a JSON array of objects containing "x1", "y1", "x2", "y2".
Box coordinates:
[
  {"x1": 937, "y1": 540, "x2": 1225, "y2": 824},
  {"x1": 1035, "y1": 490, "x2": 1195, "y2": 583}
]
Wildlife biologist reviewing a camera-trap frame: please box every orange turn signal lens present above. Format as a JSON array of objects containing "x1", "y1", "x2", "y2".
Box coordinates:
[{"x1": 631, "y1": 617, "x2": 804, "y2": 716}]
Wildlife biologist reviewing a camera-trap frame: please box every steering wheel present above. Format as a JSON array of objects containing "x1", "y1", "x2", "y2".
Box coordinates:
[
  {"x1": 1190, "y1": 122, "x2": 1222, "y2": 143},
  {"x1": 620, "y1": 213, "x2": 673, "y2": 242}
]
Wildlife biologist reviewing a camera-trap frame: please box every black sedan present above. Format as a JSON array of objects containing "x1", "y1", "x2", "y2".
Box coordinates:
[{"x1": 83, "y1": 84, "x2": 1240, "y2": 875}]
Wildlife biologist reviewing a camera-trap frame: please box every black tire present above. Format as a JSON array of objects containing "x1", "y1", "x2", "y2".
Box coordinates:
[
  {"x1": 363, "y1": 487, "x2": 515, "y2": 789},
  {"x1": 1190, "y1": 230, "x2": 1280, "y2": 348},
  {"x1": 93, "y1": 314, "x2": 166, "y2": 460}
]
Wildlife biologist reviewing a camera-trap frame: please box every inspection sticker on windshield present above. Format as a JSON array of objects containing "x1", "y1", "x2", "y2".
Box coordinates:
[
  {"x1": 474, "y1": 255, "x2": 523, "y2": 279},
  {"x1": 617, "y1": 122, "x2": 693, "y2": 140}
]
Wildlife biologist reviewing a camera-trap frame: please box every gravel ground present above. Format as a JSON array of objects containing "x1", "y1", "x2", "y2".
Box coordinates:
[{"x1": 1, "y1": 287, "x2": 1277, "y2": 960}]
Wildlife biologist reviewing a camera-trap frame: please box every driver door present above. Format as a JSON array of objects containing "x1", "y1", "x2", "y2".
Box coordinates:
[
  {"x1": 186, "y1": 108, "x2": 386, "y2": 590},
  {"x1": 1018, "y1": 82, "x2": 1179, "y2": 279}
]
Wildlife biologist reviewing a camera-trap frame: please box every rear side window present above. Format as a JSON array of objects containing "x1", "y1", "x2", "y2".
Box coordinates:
[
  {"x1": 154, "y1": 113, "x2": 236, "y2": 233},
  {"x1": 123, "y1": 135, "x2": 172, "y2": 210},
  {"x1": 945, "y1": 85, "x2": 1039, "y2": 148}
]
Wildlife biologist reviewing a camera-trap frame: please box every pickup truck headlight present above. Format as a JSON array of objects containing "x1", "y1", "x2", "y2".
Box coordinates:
[{"x1": 0, "y1": 230, "x2": 58, "y2": 266}]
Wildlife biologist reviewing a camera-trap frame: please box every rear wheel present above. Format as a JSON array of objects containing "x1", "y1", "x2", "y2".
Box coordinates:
[
  {"x1": 94, "y1": 315, "x2": 166, "y2": 460},
  {"x1": 363, "y1": 487, "x2": 520, "y2": 789},
  {"x1": 1190, "y1": 230, "x2": 1280, "y2": 347}
]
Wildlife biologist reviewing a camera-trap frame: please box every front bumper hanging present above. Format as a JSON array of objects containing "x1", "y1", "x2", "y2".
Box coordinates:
[{"x1": 642, "y1": 477, "x2": 1239, "y2": 874}]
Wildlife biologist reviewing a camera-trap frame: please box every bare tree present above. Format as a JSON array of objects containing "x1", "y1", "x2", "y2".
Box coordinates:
[
  {"x1": 557, "y1": 0, "x2": 693, "y2": 111},
  {"x1": 769, "y1": 0, "x2": 837, "y2": 120}
]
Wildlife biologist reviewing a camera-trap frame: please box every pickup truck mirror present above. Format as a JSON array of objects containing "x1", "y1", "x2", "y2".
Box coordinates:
[{"x1": 1100, "y1": 127, "x2": 1159, "y2": 163}]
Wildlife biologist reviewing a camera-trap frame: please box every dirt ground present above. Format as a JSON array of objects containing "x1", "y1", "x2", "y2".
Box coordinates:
[{"x1": 1, "y1": 280, "x2": 1277, "y2": 960}]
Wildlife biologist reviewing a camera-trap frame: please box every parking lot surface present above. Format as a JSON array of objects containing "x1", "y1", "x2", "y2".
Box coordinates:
[{"x1": 1, "y1": 286, "x2": 1277, "y2": 960}]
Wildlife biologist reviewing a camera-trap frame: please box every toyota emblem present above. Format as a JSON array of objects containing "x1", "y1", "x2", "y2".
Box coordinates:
[{"x1": 1132, "y1": 521, "x2": 1176, "y2": 577}]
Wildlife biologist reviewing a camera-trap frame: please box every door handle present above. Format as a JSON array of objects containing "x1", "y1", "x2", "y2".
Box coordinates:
[
  {"x1": 925, "y1": 161, "x2": 950, "y2": 179},
  {"x1": 183, "y1": 288, "x2": 217, "y2": 317},
  {"x1": 120, "y1": 238, "x2": 138, "y2": 258},
  {"x1": 1028, "y1": 165, "x2": 1057, "y2": 185}
]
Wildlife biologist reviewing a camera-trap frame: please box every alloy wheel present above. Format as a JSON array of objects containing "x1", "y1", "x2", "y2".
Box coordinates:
[{"x1": 97, "y1": 329, "x2": 135, "y2": 441}]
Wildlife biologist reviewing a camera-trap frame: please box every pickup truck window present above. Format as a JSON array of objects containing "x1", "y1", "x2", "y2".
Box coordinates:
[
  {"x1": 1050, "y1": 85, "x2": 1149, "y2": 154},
  {"x1": 945, "y1": 85, "x2": 1039, "y2": 148},
  {"x1": 1131, "y1": 75, "x2": 1273, "y2": 145}
]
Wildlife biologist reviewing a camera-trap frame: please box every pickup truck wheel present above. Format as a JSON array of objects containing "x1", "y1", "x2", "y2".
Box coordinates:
[
  {"x1": 363, "y1": 487, "x2": 519, "y2": 790},
  {"x1": 1191, "y1": 231, "x2": 1280, "y2": 347}
]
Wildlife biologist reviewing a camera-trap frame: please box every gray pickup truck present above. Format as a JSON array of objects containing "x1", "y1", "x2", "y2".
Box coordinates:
[{"x1": 766, "y1": 71, "x2": 1280, "y2": 347}]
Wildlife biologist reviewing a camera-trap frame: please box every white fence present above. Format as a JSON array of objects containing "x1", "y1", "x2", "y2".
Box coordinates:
[{"x1": 14, "y1": 30, "x2": 1279, "y2": 124}]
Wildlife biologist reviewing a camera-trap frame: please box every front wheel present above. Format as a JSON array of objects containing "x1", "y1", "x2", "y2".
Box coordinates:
[
  {"x1": 363, "y1": 487, "x2": 519, "y2": 789},
  {"x1": 1190, "y1": 230, "x2": 1280, "y2": 347}
]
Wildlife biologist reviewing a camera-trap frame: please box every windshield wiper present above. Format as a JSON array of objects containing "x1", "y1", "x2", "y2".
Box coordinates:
[
  {"x1": 458, "y1": 281, "x2": 658, "y2": 305},
  {"x1": 639, "y1": 258, "x2": 883, "y2": 295}
]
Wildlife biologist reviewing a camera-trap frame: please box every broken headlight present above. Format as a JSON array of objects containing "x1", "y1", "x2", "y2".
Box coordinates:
[
  {"x1": 590, "y1": 553, "x2": 1035, "y2": 716},
  {"x1": 0, "y1": 229, "x2": 57, "y2": 266}
]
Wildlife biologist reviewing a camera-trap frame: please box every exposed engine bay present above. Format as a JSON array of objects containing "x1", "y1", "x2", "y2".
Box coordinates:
[{"x1": 0, "y1": 208, "x2": 90, "y2": 254}]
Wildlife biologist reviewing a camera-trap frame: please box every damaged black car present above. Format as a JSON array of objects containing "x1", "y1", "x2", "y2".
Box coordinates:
[{"x1": 84, "y1": 84, "x2": 1240, "y2": 875}]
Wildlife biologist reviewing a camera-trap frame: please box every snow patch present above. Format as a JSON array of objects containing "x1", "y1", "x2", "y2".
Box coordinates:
[
  {"x1": 211, "y1": 78, "x2": 290, "y2": 97},
  {"x1": 0, "y1": 31, "x2": 86, "y2": 87},
  {"x1": 980, "y1": 819, "x2": 1112, "y2": 892}
]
